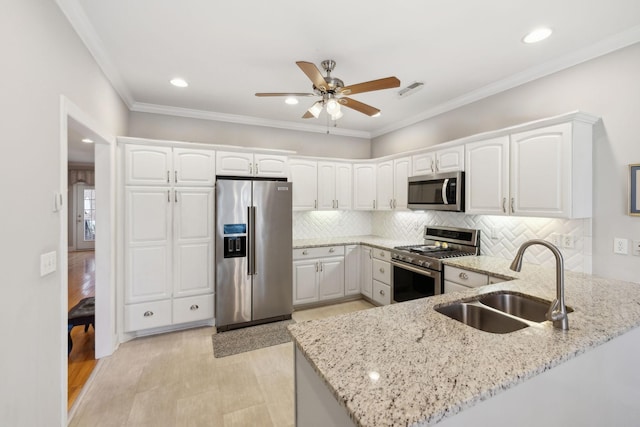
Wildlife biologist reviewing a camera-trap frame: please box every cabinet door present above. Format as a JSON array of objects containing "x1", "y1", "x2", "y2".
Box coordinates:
[
  {"x1": 173, "y1": 188, "x2": 214, "y2": 297},
  {"x1": 393, "y1": 157, "x2": 411, "y2": 209},
  {"x1": 124, "y1": 145, "x2": 172, "y2": 185},
  {"x1": 335, "y1": 163, "x2": 352, "y2": 210},
  {"x1": 436, "y1": 146, "x2": 464, "y2": 172},
  {"x1": 344, "y1": 245, "x2": 360, "y2": 296},
  {"x1": 216, "y1": 151, "x2": 253, "y2": 177},
  {"x1": 353, "y1": 163, "x2": 377, "y2": 210},
  {"x1": 289, "y1": 160, "x2": 318, "y2": 210},
  {"x1": 465, "y1": 136, "x2": 509, "y2": 215},
  {"x1": 125, "y1": 187, "x2": 172, "y2": 303},
  {"x1": 254, "y1": 154, "x2": 288, "y2": 178},
  {"x1": 293, "y1": 260, "x2": 319, "y2": 305},
  {"x1": 173, "y1": 148, "x2": 216, "y2": 186},
  {"x1": 317, "y1": 162, "x2": 337, "y2": 210},
  {"x1": 376, "y1": 160, "x2": 394, "y2": 211},
  {"x1": 318, "y1": 257, "x2": 345, "y2": 301},
  {"x1": 412, "y1": 152, "x2": 436, "y2": 176},
  {"x1": 360, "y1": 246, "x2": 373, "y2": 298},
  {"x1": 510, "y1": 123, "x2": 571, "y2": 218}
]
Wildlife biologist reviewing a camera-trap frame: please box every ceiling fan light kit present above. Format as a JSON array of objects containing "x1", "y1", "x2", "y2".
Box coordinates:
[{"x1": 255, "y1": 59, "x2": 400, "y2": 120}]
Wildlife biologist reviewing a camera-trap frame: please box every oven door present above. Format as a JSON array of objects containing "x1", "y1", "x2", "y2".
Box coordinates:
[{"x1": 391, "y1": 261, "x2": 442, "y2": 303}]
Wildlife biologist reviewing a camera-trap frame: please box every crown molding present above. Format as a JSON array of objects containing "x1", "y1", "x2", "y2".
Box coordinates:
[
  {"x1": 131, "y1": 102, "x2": 372, "y2": 139},
  {"x1": 371, "y1": 24, "x2": 640, "y2": 138},
  {"x1": 55, "y1": 0, "x2": 135, "y2": 108}
]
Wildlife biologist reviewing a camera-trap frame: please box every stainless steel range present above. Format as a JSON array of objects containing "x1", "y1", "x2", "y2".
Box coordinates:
[{"x1": 390, "y1": 226, "x2": 480, "y2": 302}]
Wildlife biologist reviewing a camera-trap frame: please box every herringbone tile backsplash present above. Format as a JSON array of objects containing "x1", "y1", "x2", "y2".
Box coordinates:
[{"x1": 294, "y1": 210, "x2": 591, "y2": 273}]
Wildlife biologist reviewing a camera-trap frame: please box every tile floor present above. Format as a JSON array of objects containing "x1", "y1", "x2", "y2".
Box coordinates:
[{"x1": 69, "y1": 300, "x2": 374, "y2": 427}]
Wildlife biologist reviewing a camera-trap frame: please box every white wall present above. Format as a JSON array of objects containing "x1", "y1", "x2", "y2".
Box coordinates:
[
  {"x1": 0, "y1": 1, "x2": 128, "y2": 425},
  {"x1": 372, "y1": 43, "x2": 640, "y2": 283},
  {"x1": 128, "y1": 111, "x2": 372, "y2": 159}
]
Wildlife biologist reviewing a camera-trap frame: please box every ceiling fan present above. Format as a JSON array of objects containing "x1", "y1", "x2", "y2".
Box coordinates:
[{"x1": 255, "y1": 60, "x2": 400, "y2": 120}]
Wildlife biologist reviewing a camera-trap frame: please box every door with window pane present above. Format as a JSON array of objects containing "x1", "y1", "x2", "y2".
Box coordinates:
[{"x1": 76, "y1": 184, "x2": 96, "y2": 250}]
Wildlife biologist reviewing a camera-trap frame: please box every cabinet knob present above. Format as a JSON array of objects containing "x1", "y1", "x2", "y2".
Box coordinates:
[
  {"x1": 329, "y1": 248, "x2": 335, "y2": 253},
  {"x1": 190, "y1": 304, "x2": 199, "y2": 311},
  {"x1": 380, "y1": 251, "x2": 385, "y2": 258},
  {"x1": 143, "y1": 311, "x2": 154, "y2": 317},
  {"x1": 379, "y1": 267, "x2": 385, "y2": 273},
  {"x1": 459, "y1": 272, "x2": 469, "y2": 280},
  {"x1": 379, "y1": 289, "x2": 385, "y2": 296},
  {"x1": 302, "y1": 250, "x2": 308, "y2": 255}
]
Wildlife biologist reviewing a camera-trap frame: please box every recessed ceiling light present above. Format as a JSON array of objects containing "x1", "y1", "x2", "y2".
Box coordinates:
[
  {"x1": 170, "y1": 78, "x2": 189, "y2": 88},
  {"x1": 285, "y1": 97, "x2": 298, "y2": 105},
  {"x1": 81, "y1": 138, "x2": 94, "y2": 144},
  {"x1": 523, "y1": 27, "x2": 553, "y2": 44}
]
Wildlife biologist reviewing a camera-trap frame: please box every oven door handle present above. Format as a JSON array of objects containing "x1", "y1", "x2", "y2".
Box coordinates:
[{"x1": 391, "y1": 260, "x2": 436, "y2": 277}]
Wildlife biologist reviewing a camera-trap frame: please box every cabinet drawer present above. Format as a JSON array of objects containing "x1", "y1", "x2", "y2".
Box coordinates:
[
  {"x1": 124, "y1": 300, "x2": 172, "y2": 332},
  {"x1": 372, "y1": 259, "x2": 391, "y2": 285},
  {"x1": 293, "y1": 246, "x2": 345, "y2": 260},
  {"x1": 173, "y1": 294, "x2": 214, "y2": 325},
  {"x1": 372, "y1": 280, "x2": 391, "y2": 306},
  {"x1": 372, "y1": 248, "x2": 391, "y2": 261},
  {"x1": 444, "y1": 280, "x2": 471, "y2": 294},
  {"x1": 444, "y1": 266, "x2": 488, "y2": 288}
]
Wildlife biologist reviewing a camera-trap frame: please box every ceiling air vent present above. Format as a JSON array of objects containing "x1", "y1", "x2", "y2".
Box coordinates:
[{"x1": 398, "y1": 81, "x2": 424, "y2": 98}]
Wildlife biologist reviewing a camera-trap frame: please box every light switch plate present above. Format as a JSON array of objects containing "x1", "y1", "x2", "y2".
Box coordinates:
[
  {"x1": 633, "y1": 240, "x2": 640, "y2": 256},
  {"x1": 40, "y1": 251, "x2": 57, "y2": 276}
]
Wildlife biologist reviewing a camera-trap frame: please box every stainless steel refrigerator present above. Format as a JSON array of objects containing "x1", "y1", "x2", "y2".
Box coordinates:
[{"x1": 215, "y1": 178, "x2": 293, "y2": 331}]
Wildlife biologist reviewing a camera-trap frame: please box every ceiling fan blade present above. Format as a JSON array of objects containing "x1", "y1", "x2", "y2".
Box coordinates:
[
  {"x1": 339, "y1": 77, "x2": 400, "y2": 96},
  {"x1": 338, "y1": 97, "x2": 380, "y2": 116},
  {"x1": 296, "y1": 61, "x2": 329, "y2": 92},
  {"x1": 302, "y1": 111, "x2": 315, "y2": 119},
  {"x1": 255, "y1": 92, "x2": 315, "y2": 97}
]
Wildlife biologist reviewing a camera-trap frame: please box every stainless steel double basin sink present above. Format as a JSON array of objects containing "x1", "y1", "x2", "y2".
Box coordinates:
[{"x1": 435, "y1": 291, "x2": 574, "y2": 333}]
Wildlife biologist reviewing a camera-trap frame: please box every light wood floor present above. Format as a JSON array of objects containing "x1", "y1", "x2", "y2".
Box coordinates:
[
  {"x1": 69, "y1": 299, "x2": 374, "y2": 426},
  {"x1": 68, "y1": 250, "x2": 97, "y2": 410}
]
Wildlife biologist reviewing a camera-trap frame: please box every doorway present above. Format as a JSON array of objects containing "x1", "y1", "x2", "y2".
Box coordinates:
[
  {"x1": 60, "y1": 97, "x2": 117, "y2": 421},
  {"x1": 74, "y1": 183, "x2": 96, "y2": 251}
]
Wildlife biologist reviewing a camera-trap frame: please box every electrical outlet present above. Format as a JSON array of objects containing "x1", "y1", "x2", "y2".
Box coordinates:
[
  {"x1": 549, "y1": 233, "x2": 560, "y2": 246},
  {"x1": 491, "y1": 227, "x2": 498, "y2": 239},
  {"x1": 613, "y1": 238, "x2": 629, "y2": 255},
  {"x1": 40, "y1": 251, "x2": 57, "y2": 276},
  {"x1": 633, "y1": 240, "x2": 640, "y2": 256},
  {"x1": 562, "y1": 235, "x2": 574, "y2": 249}
]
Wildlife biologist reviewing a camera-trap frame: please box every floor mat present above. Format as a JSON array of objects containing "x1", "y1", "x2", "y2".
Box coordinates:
[{"x1": 212, "y1": 319, "x2": 295, "y2": 358}]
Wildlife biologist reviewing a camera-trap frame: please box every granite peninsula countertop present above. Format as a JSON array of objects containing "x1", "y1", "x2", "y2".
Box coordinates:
[{"x1": 288, "y1": 255, "x2": 640, "y2": 427}]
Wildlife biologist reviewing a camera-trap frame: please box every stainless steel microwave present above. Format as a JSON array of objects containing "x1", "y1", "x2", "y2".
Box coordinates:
[{"x1": 407, "y1": 171, "x2": 464, "y2": 211}]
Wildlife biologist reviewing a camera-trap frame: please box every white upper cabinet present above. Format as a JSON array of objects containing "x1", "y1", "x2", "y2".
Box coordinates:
[
  {"x1": 217, "y1": 151, "x2": 288, "y2": 178},
  {"x1": 465, "y1": 118, "x2": 594, "y2": 219},
  {"x1": 317, "y1": 162, "x2": 337, "y2": 210},
  {"x1": 334, "y1": 163, "x2": 353, "y2": 210},
  {"x1": 289, "y1": 159, "x2": 318, "y2": 210},
  {"x1": 353, "y1": 163, "x2": 377, "y2": 210},
  {"x1": 465, "y1": 136, "x2": 510, "y2": 215},
  {"x1": 376, "y1": 157, "x2": 410, "y2": 210},
  {"x1": 125, "y1": 145, "x2": 215, "y2": 186},
  {"x1": 393, "y1": 157, "x2": 411, "y2": 209},
  {"x1": 376, "y1": 161, "x2": 394, "y2": 211},
  {"x1": 412, "y1": 145, "x2": 464, "y2": 176}
]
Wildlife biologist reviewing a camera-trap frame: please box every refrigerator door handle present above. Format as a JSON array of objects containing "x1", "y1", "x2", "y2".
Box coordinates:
[
  {"x1": 247, "y1": 206, "x2": 254, "y2": 276},
  {"x1": 249, "y1": 206, "x2": 257, "y2": 275}
]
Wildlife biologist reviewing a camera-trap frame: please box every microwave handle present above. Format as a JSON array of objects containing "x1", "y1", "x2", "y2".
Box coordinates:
[{"x1": 442, "y1": 178, "x2": 449, "y2": 205}]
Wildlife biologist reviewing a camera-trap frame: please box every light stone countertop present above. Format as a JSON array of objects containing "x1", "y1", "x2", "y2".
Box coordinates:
[
  {"x1": 293, "y1": 235, "x2": 423, "y2": 251},
  {"x1": 288, "y1": 253, "x2": 640, "y2": 426}
]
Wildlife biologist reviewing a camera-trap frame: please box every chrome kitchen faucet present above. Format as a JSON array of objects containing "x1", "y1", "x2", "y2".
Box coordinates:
[{"x1": 510, "y1": 240, "x2": 569, "y2": 330}]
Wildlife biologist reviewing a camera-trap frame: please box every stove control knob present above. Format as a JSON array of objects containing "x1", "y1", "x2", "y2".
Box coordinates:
[{"x1": 416, "y1": 260, "x2": 425, "y2": 266}]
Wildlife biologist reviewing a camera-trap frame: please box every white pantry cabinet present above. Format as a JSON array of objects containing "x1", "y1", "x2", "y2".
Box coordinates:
[
  {"x1": 216, "y1": 150, "x2": 288, "y2": 178},
  {"x1": 412, "y1": 145, "x2": 464, "y2": 176},
  {"x1": 353, "y1": 163, "x2": 377, "y2": 210},
  {"x1": 123, "y1": 143, "x2": 215, "y2": 333},
  {"x1": 125, "y1": 145, "x2": 215, "y2": 186},
  {"x1": 292, "y1": 246, "x2": 346, "y2": 305},
  {"x1": 465, "y1": 119, "x2": 594, "y2": 218}
]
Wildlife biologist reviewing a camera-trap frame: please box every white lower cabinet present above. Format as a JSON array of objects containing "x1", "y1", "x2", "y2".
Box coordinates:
[
  {"x1": 344, "y1": 245, "x2": 360, "y2": 296},
  {"x1": 124, "y1": 300, "x2": 172, "y2": 332},
  {"x1": 371, "y1": 249, "x2": 391, "y2": 306},
  {"x1": 372, "y1": 280, "x2": 391, "y2": 305},
  {"x1": 443, "y1": 266, "x2": 489, "y2": 294},
  {"x1": 172, "y1": 294, "x2": 215, "y2": 325},
  {"x1": 360, "y1": 246, "x2": 373, "y2": 298},
  {"x1": 293, "y1": 246, "x2": 345, "y2": 306}
]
